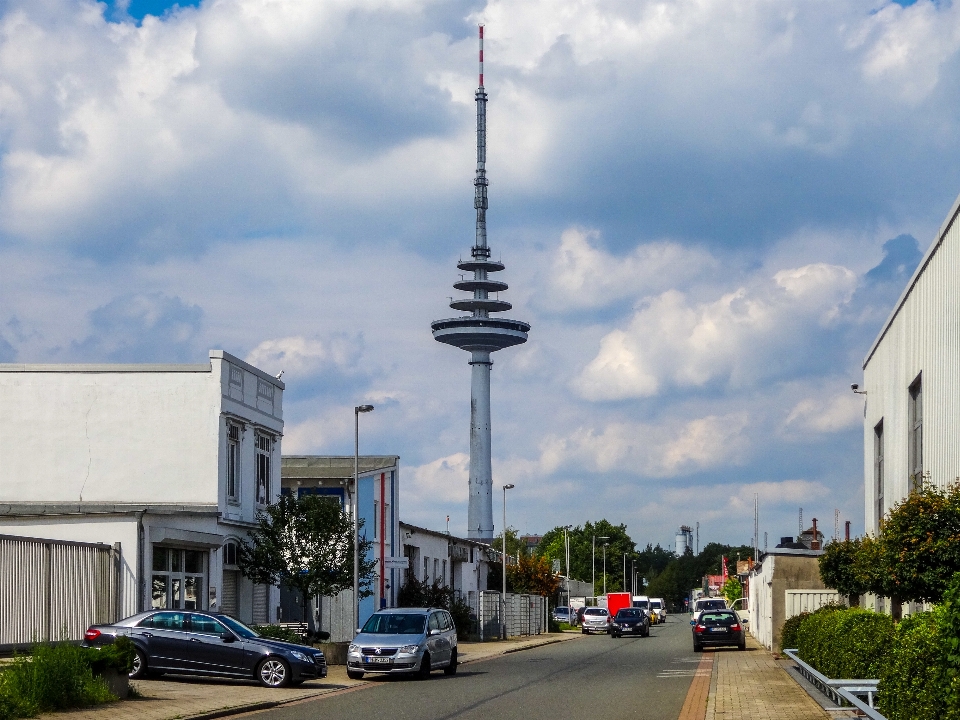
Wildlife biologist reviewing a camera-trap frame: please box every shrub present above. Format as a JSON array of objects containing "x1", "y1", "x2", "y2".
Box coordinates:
[
  {"x1": 85, "y1": 636, "x2": 135, "y2": 674},
  {"x1": 876, "y1": 608, "x2": 953, "y2": 720},
  {"x1": 0, "y1": 643, "x2": 115, "y2": 717},
  {"x1": 251, "y1": 625, "x2": 304, "y2": 644},
  {"x1": 796, "y1": 607, "x2": 893, "y2": 679},
  {"x1": 778, "y1": 611, "x2": 810, "y2": 652}
]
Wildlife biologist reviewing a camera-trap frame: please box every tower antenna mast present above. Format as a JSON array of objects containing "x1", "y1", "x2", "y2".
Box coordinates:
[{"x1": 430, "y1": 25, "x2": 530, "y2": 543}]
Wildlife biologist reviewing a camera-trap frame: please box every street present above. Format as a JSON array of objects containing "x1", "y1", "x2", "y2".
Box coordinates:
[{"x1": 254, "y1": 618, "x2": 699, "y2": 720}]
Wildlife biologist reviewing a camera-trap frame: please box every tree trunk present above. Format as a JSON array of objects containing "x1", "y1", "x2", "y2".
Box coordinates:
[
  {"x1": 848, "y1": 593, "x2": 860, "y2": 608},
  {"x1": 891, "y1": 595, "x2": 902, "y2": 622},
  {"x1": 303, "y1": 589, "x2": 317, "y2": 636}
]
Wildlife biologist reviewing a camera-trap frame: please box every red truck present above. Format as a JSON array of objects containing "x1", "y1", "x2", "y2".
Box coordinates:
[{"x1": 606, "y1": 592, "x2": 632, "y2": 618}]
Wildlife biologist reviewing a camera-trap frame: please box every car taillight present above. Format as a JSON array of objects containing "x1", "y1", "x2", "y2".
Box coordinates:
[
  {"x1": 730, "y1": 624, "x2": 741, "y2": 632},
  {"x1": 84, "y1": 629, "x2": 101, "y2": 641},
  {"x1": 694, "y1": 624, "x2": 705, "y2": 634}
]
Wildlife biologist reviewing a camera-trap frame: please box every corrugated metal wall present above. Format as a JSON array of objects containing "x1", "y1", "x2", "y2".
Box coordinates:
[
  {"x1": 863, "y1": 193, "x2": 960, "y2": 535},
  {"x1": 785, "y1": 590, "x2": 842, "y2": 619},
  {"x1": 0, "y1": 534, "x2": 119, "y2": 647},
  {"x1": 475, "y1": 591, "x2": 547, "y2": 641}
]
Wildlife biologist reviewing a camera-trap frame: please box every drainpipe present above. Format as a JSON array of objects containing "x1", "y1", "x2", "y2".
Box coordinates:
[{"x1": 136, "y1": 510, "x2": 146, "y2": 613}]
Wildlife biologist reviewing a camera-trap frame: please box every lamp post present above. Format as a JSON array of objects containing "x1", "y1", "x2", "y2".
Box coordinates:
[
  {"x1": 562, "y1": 525, "x2": 572, "y2": 609},
  {"x1": 592, "y1": 535, "x2": 608, "y2": 599},
  {"x1": 623, "y1": 553, "x2": 627, "y2": 591},
  {"x1": 501, "y1": 483, "x2": 515, "y2": 639},
  {"x1": 602, "y1": 542, "x2": 609, "y2": 595},
  {"x1": 354, "y1": 404, "x2": 374, "y2": 634}
]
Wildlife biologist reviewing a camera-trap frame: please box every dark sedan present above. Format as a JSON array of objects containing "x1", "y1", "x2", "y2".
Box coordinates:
[
  {"x1": 609, "y1": 608, "x2": 650, "y2": 638},
  {"x1": 691, "y1": 610, "x2": 746, "y2": 652},
  {"x1": 83, "y1": 610, "x2": 327, "y2": 687}
]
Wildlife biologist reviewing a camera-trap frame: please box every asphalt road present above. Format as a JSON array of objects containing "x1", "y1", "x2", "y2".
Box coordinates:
[{"x1": 256, "y1": 617, "x2": 698, "y2": 720}]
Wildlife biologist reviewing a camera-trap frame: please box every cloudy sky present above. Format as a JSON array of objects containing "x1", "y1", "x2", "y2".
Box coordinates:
[{"x1": 0, "y1": 0, "x2": 955, "y2": 549}]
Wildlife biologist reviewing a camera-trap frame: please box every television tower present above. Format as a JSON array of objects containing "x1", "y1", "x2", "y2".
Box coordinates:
[{"x1": 431, "y1": 25, "x2": 529, "y2": 544}]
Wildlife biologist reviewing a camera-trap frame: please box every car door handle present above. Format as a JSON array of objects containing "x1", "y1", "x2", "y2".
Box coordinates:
[
  {"x1": 141, "y1": 632, "x2": 153, "y2": 638},
  {"x1": 190, "y1": 638, "x2": 201, "y2": 643}
]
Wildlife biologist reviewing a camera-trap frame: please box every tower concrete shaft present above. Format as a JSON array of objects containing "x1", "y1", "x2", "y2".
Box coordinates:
[{"x1": 431, "y1": 26, "x2": 529, "y2": 544}]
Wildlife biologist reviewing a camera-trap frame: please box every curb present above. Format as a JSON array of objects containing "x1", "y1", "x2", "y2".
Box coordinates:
[{"x1": 462, "y1": 633, "x2": 581, "y2": 664}]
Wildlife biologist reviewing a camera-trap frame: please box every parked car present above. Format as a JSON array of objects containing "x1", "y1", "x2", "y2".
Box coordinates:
[
  {"x1": 82, "y1": 611, "x2": 327, "y2": 688},
  {"x1": 691, "y1": 597, "x2": 728, "y2": 624},
  {"x1": 552, "y1": 606, "x2": 575, "y2": 624},
  {"x1": 609, "y1": 608, "x2": 650, "y2": 638},
  {"x1": 346, "y1": 608, "x2": 458, "y2": 680},
  {"x1": 580, "y1": 607, "x2": 610, "y2": 634},
  {"x1": 692, "y1": 609, "x2": 746, "y2": 652},
  {"x1": 649, "y1": 598, "x2": 666, "y2": 624}
]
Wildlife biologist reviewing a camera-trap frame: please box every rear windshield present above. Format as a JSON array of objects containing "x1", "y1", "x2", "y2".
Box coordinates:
[
  {"x1": 555, "y1": 607, "x2": 569, "y2": 613},
  {"x1": 650, "y1": 601, "x2": 662, "y2": 609},
  {"x1": 632, "y1": 600, "x2": 649, "y2": 609},
  {"x1": 584, "y1": 608, "x2": 608, "y2": 616},
  {"x1": 615, "y1": 609, "x2": 643, "y2": 619},
  {"x1": 361, "y1": 613, "x2": 426, "y2": 634},
  {"x1": 701, "y1": 612, "x2": 737, "y2": 624}
]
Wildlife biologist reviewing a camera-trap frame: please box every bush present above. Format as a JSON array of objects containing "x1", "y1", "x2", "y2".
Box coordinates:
[
  {"x1": 251, "y1": 625, "x2": 304, "y2": 644},
  {"x1": 0, "y1": 643, "x2": 115, "y2": 718},
  {"x1": 779, "y1": 611, "x2": 810, "y2": 652},
  {"x1": 796, "y1": 607, "x2": 893, "y2": 679},
  {"x1": 876, "y1": 608, "x2": 954, "y2": 720},
  {"x1": 85, "y1": 636, "x2": 135, "y2": 674}
]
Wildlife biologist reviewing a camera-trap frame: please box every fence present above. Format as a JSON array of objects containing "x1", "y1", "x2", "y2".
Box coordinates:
[
  {"x1": 785, "y1": 590, "x2": 842, "y2": 619},
  {"x1": 474, "y1": 591, "x2": 548, "y2": 641},
  {"x1": 0, "y1": 534, "x2": 120, "y2": 650}
]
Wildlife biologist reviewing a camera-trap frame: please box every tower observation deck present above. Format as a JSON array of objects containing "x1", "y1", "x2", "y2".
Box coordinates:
[{"x1": 431, "y1": 25, "x2": 529, "y2": 544}]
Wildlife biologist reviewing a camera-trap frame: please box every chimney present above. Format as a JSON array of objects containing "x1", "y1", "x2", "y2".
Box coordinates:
[
  {"x1": 845, "y1": 520, "x2": 850, "y2": 541},
  {"x1": 811, "y1": 518, "x2": 820, "y2": 550}
]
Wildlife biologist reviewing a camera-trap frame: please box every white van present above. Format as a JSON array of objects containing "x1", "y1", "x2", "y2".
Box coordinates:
[
  {"x1": 691, "y1": 597, "x2": 728, "y2": 624},
  {"x1": 649, "y1": 598, "x2": 666, "y2": 623}
]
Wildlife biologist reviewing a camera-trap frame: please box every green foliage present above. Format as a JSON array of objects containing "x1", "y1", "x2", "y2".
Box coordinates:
[
  {"x1": 238, "y1": 494, "x2": 377, "y2": 633},
  {"x1": 251, "y1": 625, "x2": 304, "y2": 643},
  {"x1": 491, "y1": 527, "x2": 525, "y2": 561},
  {"x1": 779, "y1": 612, "x2": 810, "y2": 652},
  {"x1": 879, "y1": 482, "x2": 960, "y2": 604},
  {"x1": 395, "y1": 574, "x2": 474, "y2": 639},
  {"x1": 877, "y1": 608, "x2": 954, "y2": 720},
  {"x1": 795, "y1": 607, "x2": 894, "y2": 679},
  {"x1": 818, "y1": 537, "x2": 879, "y2": 603},
  {"x1": 0, "y1": 643, "x2": 116, "y2": 718},
  {"x1": 534, "y1": 520, "x2": 636, "y2": 591},
  {"x1": 721, "y1": 577, "x2": 742, "y2": 607},
  {"x1": 85, "y1": 636, "x2": 135, "y2": 674}
]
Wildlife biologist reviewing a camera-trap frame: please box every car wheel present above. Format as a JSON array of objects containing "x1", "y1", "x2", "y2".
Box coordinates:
[
  {"x1": 693, "y1": 643, "x2": 702, "y2": 653},
  {"x1": 581, "y1": 628, "x2": 587, "y2": 634},
  {"x1": 129, "y1": 648, "x2": 148, "y2": 679},
  {"x1": 346, "y1": 670, "x2": 364, "y2": 680},
  {"x1": 738, "y1": 642, "x2": 746, "y2": 651},
  {"x1": 443, "y1": 649, "x2": 458, "y2": 676},
  {"x1": 417, "y1": 652, "x2": 432, "y2": 680},
  {"x1": 257, "y1": 657, "x2": 291, "y2": 688}
]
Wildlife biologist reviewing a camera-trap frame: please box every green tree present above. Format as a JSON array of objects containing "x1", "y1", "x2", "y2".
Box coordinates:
[
  {"x1": 721, "y1": 576, "x2": 743, "y2": 607},
  {"x1": 491, "y1": 527, "x2": 524, "y2": 561},
  {"x1": 879, "y1": 482, "x2": 960, "y2": 606},
  {"x1": 535, "y1": 521, "x2": 636, "y2": 592},
  {"x1": 819, "y1": 537, "x2": 881, "y2": 607},
  {"x1": 238, "y1": 494, "x2": 377, "y2": 635}
]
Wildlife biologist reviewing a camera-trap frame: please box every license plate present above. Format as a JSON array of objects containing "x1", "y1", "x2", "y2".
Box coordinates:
[
  {"x1": 364, "y1": 656, "x2": 392, "y2": 664},
  {"x1": 710, "y1": 627, "x2": 725, "y2": 632}
]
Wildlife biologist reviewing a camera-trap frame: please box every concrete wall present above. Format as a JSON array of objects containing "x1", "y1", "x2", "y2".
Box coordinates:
[
  {"x1": 863, "y1": 189, "x2": 960, "y2": 535},
  {"x1": 749, "y1": 551, "x2": 826, "y2": 651}
]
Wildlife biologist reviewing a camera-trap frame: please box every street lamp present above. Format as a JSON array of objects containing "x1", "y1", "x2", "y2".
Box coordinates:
[
  {"x1": 562, "y1": 525, "x2": 572, "y2": 610},
  {"x1": 602, "y1": 542, "x2": 609, "y2": 595},
  {"x1": 592, "y1": 535, "x2": 609, "y2": 599},
  {"x1": 623, "y1": 552, "x2": 628, "y2": 591},
  {"x1": 354, "y1": 404, "x2": 374, "y2": 634},
  {"x1": 502, "y1": 484, "x2": 515, "y2": 639}
]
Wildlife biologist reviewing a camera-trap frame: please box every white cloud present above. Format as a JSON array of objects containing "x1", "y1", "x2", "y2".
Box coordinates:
[
  {"x1": 784, "y1": 393, "x2": 864, "y2": 434},
  {"x1": 577, "y1": 263, "x2": 857, "y2": 400},
  {"x1": 245, "y1": 335, "x2": 362, "y2": 378},
  {"x1": 406, "y1": 453, "x2": 470, "y2": 505}
]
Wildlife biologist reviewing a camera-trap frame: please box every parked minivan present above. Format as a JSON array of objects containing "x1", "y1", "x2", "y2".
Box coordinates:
[{"x1": 346, "y1": 608, "x2": 458, "y2": 680}]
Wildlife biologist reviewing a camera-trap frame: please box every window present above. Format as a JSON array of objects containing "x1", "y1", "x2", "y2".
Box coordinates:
[
  {"x1": 874, "y1": 420, "x2": 884, "y2": 526},
  {"x1": 188, "y1": 614, "x2": 228, "y2": 635},
  {"x1": 152, "y1": 547, "x2": 206, "y2": 610},
  {"x1": 223, "y1": 541, "x2": 239, "y2": 567},
  {"x1": 227, "y1": 423, "x2": 241, "y2": 502},
  {"x1": 374, "y1": 501, "x2": 379, "y2": 540},
  {"x1": 442, "y1": 560, "x2": 447, "y2": 585},
  {"x1": 257, "y1": 378, "x2": 274, "y2": 401},
  {"x1": 428, "y1": 613, "x2": 440, "y2": 632},
  {"x1": 423, "y1": 556, "x2": 429, "y2": 582},
  {"x1": 229, "y1": 365, "x2": 243, "y2": 389},
  {"x1": 909, "y1": 376, "x2": 923, "y2": 492},
  {"x1": 434, "y1": 558, "x2": 439, "y2": 583},
  {"x1": 256, "y1": 434, "x2": 272, "y2": 505}
]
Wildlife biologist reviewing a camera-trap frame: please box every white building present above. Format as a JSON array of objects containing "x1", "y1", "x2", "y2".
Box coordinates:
[
  {"x1": 862, "y1": 189, "x2": 960, "y2": 538},
  {"x1": 400, "y1": 522, "x2": 492, "y2": 609},
  {"x1": 0, "y1": 351, "x2": 284, "y2": 626}
]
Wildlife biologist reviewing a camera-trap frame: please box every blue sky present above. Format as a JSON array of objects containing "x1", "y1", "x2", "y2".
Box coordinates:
[{"x1": 0, "y1": 0, "x2": 957, "y2": 550}]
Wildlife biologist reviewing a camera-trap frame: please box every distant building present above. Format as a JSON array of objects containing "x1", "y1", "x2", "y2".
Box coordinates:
[
  {"x1": 861, "y1": 190, "x2": 960, "y2": 612},
  {"x1": 0, "y1": 351, "x2": 284, "y2": 626},
  {"x1": 520, "y1": 534, "x2": 542, "y2": 555},
  {"x1": 675, "y1": 525, "x2": 694, "y2": 555},
  {"x1": 400, "y1": 522, "x2": 493, "y2": 610},
  {"x1": 279, "y1": 455, "x2": 399, "y2": 640}
]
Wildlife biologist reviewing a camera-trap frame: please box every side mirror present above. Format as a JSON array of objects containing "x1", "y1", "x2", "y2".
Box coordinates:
[
  {"x1": 220, "y1": 632, "x2": 236, "y2": 642},
  {"x1": 429, "y1": 628, "x2": 441, "y2": 636},
  {"x1": 690, "y1": 620, "x2": 696, "y2": 625}
]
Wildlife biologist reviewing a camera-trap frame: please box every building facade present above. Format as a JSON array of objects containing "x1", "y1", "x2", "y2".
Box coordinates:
[
  {"x1": 279, "y1": 456, "x2": 399, "y2": 639},
  {"x1": 862, "y1": 190, "x2": 960, "y2": 537},
  {"x1": 400, "y1": 522, "x2": 492, "y2": 610},
  {"x1": 0, "y1": 351, "x2": 283, "y2": 627}
]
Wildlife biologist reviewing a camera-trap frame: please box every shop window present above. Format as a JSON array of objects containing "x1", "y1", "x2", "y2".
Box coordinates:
[
  {"x1": 152, "y1": 546, "x2": 207, "y2": 611},
  {"x1": 227, "y1": 423, "x2": 241, "y2": 503},
  {"x1": 256, "y1": 434, "x2": 272, "y2": 505}
]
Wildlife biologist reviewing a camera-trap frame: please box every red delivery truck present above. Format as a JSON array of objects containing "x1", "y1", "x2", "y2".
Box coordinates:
[{"x1": 606, "y1": 592, "x2": 632, "y2": 618}]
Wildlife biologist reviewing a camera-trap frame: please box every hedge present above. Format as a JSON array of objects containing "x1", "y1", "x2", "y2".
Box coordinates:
[
  {"x1": 779, "y1": 611, "x2": 810, "y2": 653},
  {"x1": 795, "y1": 607, "x2": 893, "y2": 679}
]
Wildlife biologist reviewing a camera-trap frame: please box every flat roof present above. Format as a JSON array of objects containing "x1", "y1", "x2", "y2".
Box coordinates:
[
  {"x1": 399, "y1": 521, "x2": 491, "y2": 548},
  {"x1": 0, "y1": 350, "x2": 284, "y2": 389},
  {"x1": 282, "y1": 455, "x2": 400, "y2": 480}
]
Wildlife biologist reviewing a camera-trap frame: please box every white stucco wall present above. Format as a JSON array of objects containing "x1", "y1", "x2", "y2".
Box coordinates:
[{"x1": 863, "y1": 190, "x2": 960, "y2": 535}]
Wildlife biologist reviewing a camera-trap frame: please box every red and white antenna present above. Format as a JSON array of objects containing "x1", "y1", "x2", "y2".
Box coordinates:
[{"x1": 479, "y1": 25, "x2": 484, "y2": 87}]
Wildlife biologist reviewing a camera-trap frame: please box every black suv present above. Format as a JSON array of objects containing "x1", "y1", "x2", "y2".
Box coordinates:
[{"x1": 83, "y1": 610, "x2": 327, "y2": 687}]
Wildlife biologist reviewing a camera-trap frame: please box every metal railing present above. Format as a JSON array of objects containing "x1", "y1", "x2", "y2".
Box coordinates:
[
  {"x1": 0, "y1": 534, "x2": 120, "y2": 651},
  {"x1": 783, "y1": 649, "x2": 881, "y2": 711},
  {"x1": 475, "y1": 591, "x2": 547, "y2": 641}
]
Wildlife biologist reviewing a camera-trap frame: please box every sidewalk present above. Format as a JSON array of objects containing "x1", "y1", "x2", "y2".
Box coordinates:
[
  {"x1": 37, "y1": 633, "x2": 579, "y2": 720},
  {"x1": 680, "y1": 634, "x2": 842, "y2": 720}
]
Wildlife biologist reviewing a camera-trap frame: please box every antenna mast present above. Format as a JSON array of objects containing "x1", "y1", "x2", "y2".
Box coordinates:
[{"x1": 474, "y1": 25, "x2": 489, "y2": 268}]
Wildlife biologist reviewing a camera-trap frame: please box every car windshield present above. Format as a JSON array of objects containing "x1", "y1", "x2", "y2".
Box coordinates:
[
  {"x1": 651, "y1": 601, "x2": 662, "y2": 609},
  {"x1": 584, "y1": 608, "x2": 607, "y2": 616},
  {"x1": 217, "y1": 615, "x2": 260, "y2": 639},
  {"x1": 361, "y1": 613, "x2": 427, "y2": 634},
  {"x1": 616, "y1": 609, "x2": 642, "y2": 619},
  {"x1": 700, "y1": 600, "x2": 726, "y2": 610}
]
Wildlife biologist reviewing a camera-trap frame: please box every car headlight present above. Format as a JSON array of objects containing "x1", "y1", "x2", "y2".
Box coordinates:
[
  {"x1": 398, "y1": 644, "x2": 420, "y2": 654},
  {"x1": 289, "y1": 651, "x2": 311, "y2": 663},
  {"x1": 348, "y1": 644, "x2": 360, "y2": 654}
]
